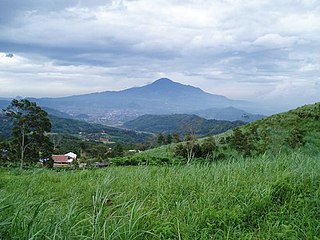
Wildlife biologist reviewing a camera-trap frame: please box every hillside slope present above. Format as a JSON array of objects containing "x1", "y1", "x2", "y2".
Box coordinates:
[
  {"x1": 123, "y1": 114, "x2": 245, "y2": 136},
  {"x1": 126, "y1": 102, "x2": 320, "y2": 164},
  {"x1": 0, "y1": 114, "x2": 151, "y2": 144},
  {"x1": 238, "y1": 102, "x2": 320, "y2": 154}
]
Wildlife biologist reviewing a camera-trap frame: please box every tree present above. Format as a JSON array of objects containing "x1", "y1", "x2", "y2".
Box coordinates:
[
  {"x1": 286, "y1": 126, "x2": 305, "y2": 149},
  {"x1": 185, "y1": 132, "x2": 197, "y2": 164},
  {"x1": 156, "y1": 133, "x2": 165, "y2": 146},
  {"x1": 4, "y1": 99, "x2": 53, "y2": 168},
  {"x1": 229, "y1": 128, "x2": 252, "y2": 156},
  {"x1": 200, "y1": 136, "x2": 217, "y2": 160},
  {"x1": 0, "y1": 139, "x2": 10, "y2": 164},
  {"x1": 49, "y1": 133, "x2": 62, "y2": 151},
  {"x1": 173, "y1": 133, "x2": 181, "y2": 143},
  {"x1": 166, "y1": 133, "x2": 173, "y2": 144},
  {"x1": 174, "y1": 143, "x2": 187, "y2": 158},
  {"x1": 255, "y1": 127, "x2": 271, "y2": 154},
  {"x1": 111, "y1": 143, "x2": 124, "y2": 157}
]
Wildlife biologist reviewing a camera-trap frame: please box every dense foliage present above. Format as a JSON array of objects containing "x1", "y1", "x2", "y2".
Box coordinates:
[
  {"x1": 50, "y1": 115, "x2": 152, "y2": 144},
  {"x1": 123, "y1": 114, "x2": 245, "y2": 136},
  {"x1": 3, "y1": 99, "x2": 53, "y2": 168},
  {"x1": 1, "y1": 113, "x2": 152, "y2": 144}
]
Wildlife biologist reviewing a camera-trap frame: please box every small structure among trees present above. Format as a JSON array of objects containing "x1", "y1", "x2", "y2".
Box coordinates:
[{"x1": 52, "y1": 152, "x2": 77, "y2": 167}]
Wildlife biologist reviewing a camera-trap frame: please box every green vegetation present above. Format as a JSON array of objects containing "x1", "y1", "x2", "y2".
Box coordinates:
[
  {"x1": 0, "y1": 100, "x2": 153, "y2": 166},
  {"x1": 123, "y1": 114, "x2": 245, "y2": 136},
  {"x1": 124, "y1": 102, "x2": 320, "y2": 166},
  {"x1": 231, "y1": 102, "x2": 320, "y2": 156},
  {"x1": 3, "y1": 99, "x2": 53, "y2": 169},
  {"x1": 1, "y1": 153, "x2": 319, "y2": 239},
  {"x1": 49, "y1": 115, "x2": 151, "y2": 144},
  {"x1": 1, "y1": 102, "x2": 319, "y2": 238},
  {"x1": 0, "y1": 112, "x2": 152, "y2": 144}
]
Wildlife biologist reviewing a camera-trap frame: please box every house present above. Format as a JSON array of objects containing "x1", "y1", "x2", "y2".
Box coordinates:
[
  {"x1": 65, "y1": 152, "x2": 77, "y2": 160},
  {"x1": 52, "y1": 152, "x2": 77, "y2": 167}
]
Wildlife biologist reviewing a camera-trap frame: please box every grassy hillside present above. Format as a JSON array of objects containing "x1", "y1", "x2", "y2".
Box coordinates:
[
  {"x1": 0, "y1": 153, "x2": 319, "y2": 239},
  {"x1": 238, "y1": 102, "x2": 320, "y2": 155},
  {"x1": 126, "y1": 102, "x2": 320, "y2": 164},
  {"x1": 123, "y1": 114, "x2": 245, "y2": 136}
]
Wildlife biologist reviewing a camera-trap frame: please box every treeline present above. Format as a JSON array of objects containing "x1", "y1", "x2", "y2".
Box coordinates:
[
  {"x1": 50, "y1": 115, "x2": 151, "y2": 144},
  {"x1": 123, "y1": 114, "x2": 245, "y2": 136},
  {"x1": 1, "y1": 109, "x2": 151, "y2": 144},
  {"x1": 171, "y1": 103, "x2": 320, "y2": 164},
  {"x1": 0, "y1": 131, "x2": 149, "y2": 167},
  {"x1": 1, "y1": 100, "x2": 319, "y2": 168},
  {"x1": 0, "y1": 99, "x2": 149, "y2": 168},
  {"x1": 110, "y1": 123, "x2": 308, "y2": 167}
]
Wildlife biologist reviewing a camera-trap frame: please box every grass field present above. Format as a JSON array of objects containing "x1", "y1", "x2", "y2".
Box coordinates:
[{"x1": 1, "y1": 153, "x2": 319, "y2": 239}]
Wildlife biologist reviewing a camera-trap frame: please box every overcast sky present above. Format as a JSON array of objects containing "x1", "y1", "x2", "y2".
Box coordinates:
[{"x1": 0, "y1": 0, "x2": 319, "y2": 111}]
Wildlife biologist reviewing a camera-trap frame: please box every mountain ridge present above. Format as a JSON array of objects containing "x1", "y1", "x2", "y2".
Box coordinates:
[
  {"x1": 27, "y1": 78, "x2": 254, "y2": 125},
  {"x1": 123, "y1": 113, "x2": 245, "y2": 136}
]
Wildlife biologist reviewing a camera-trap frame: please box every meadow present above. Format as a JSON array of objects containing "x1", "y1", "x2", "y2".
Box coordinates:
[{"x1": 1, "y1": 152, "x2": 319, "y2": 239}]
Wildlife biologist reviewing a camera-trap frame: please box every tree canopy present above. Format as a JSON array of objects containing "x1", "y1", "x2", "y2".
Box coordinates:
[{"x1": 4, "y1": 99, "x2": 53, "y2": 168}]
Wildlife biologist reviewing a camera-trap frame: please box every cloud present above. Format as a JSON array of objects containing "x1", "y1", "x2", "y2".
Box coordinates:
[
  {"x1": 253, "y1": 34, "x2": 298, "y2": 48},
  {"x1": 0, "y1": 0, "x2": 319, "y2": 112}
]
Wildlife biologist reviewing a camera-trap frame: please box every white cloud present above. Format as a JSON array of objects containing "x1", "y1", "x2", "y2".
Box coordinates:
[
  {"x1": 253, "y1": 34, "x2": 298, "y2": 48},
  {"x1": 0, "y1": 0, "x2": 319, "y2": 111}
]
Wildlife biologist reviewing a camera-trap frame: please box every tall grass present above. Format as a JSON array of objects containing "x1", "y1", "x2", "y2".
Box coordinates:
[{"x1": 0, "y1": 153, "x2": 319, "y2": 239}]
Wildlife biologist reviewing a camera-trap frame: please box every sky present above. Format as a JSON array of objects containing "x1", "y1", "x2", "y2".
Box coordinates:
[{"x1": 0, "y1": 0, "x2": 319, "y2": 112}]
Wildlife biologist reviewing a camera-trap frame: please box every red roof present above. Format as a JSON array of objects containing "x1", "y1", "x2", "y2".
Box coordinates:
[{"x1": 52, "y1": 155, "x2": 69, "y2": 163}]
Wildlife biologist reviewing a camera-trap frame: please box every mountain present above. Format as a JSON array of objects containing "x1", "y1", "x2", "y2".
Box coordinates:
[
  {"x1": 123, "y1": 114, "x2": 245, "y2": 136},
  {"x1": 192, "y1": 106, "x2": 265, "y2": 122},
  {"x1": 42, "y1": 107, "x2": 74, "y2": 119},
  {"x1": 30, "y1": 78, "x2": 253, "y2": 125}
]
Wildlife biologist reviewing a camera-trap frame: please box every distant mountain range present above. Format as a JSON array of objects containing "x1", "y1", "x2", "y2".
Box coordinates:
[
  {"x1": 123, "y1": 114, "x2": 245, "y2": 137},
  {"x1": 192, "y1": 107, "x2": 265, "y2": 122},
  {"x1": 32, "y1": 78, "x2": 242, "y2": 112},
  {"x1": 23, "y1": 78, "x2": 260, "y2": 125}
]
